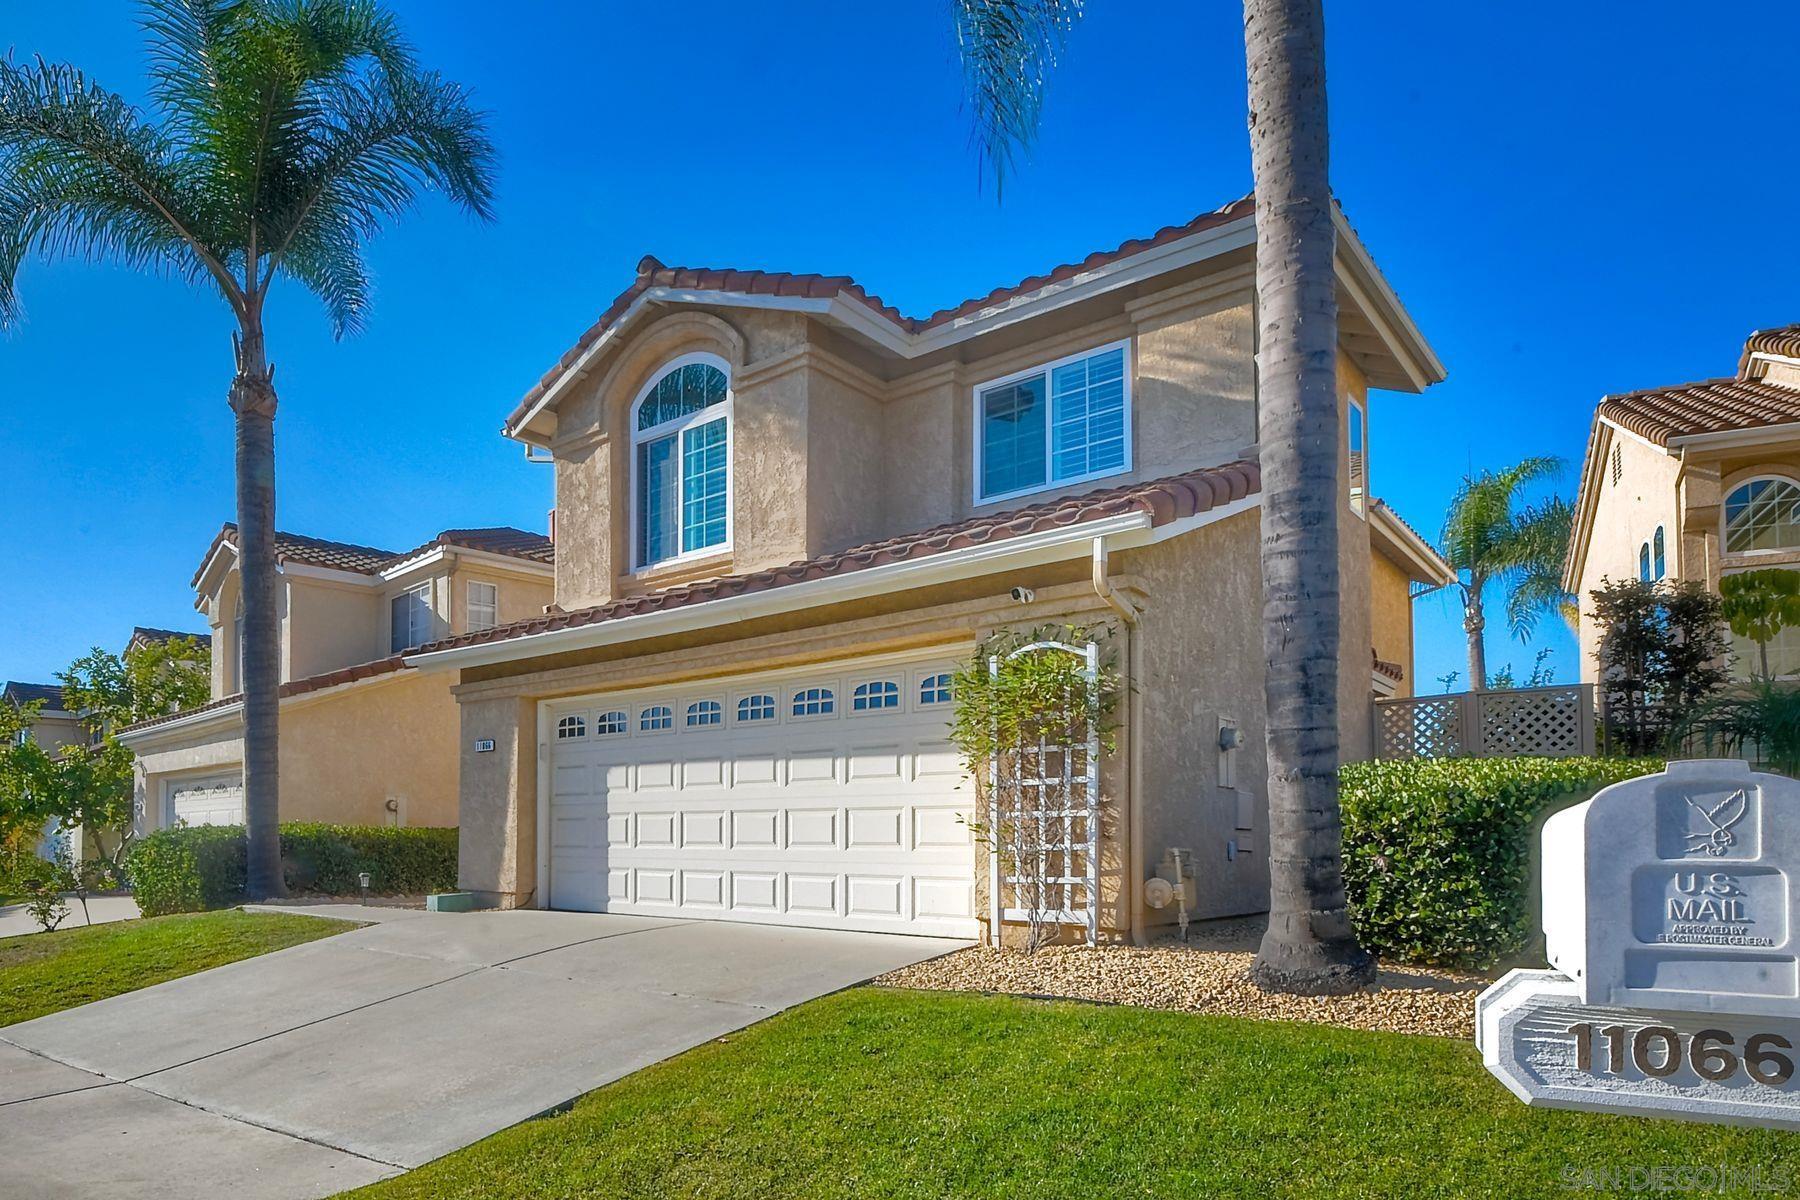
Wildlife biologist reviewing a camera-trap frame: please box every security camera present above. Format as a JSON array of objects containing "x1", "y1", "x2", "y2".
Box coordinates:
[{"x1": 1009, "y1": 586, "x2": 1036, "y2": 604}]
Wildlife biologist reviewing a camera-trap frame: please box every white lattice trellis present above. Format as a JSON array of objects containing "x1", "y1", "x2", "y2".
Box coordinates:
[{"x1": 987, "y1": 639, "x2": 1100, "y2": 947}]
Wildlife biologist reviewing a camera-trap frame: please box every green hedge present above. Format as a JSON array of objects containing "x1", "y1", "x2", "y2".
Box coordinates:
[
  {"x1": 1340, "y1": 757, "x2": 1664, "y2": 971},
  {"x1": 129, "y1": 823, "x2": 458, "y2": 917}
]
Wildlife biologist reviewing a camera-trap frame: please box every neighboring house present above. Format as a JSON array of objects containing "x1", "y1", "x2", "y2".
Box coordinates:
[
  {"x1": 118, "y1": 525, "x2": 554, "y2": 834},
  {"x1": 1566, "y1": 323, "x2": 1800, "y2": 682},
  {"x1": 3, "y1": 681, "x2": 83, "y2": 753},
  {"x1": 402, "y1": 194, "x2": 1450, "y2": 943}
]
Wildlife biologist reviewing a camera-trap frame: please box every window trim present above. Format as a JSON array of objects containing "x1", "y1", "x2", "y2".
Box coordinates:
[
  {"x1": 628, "y1": 352, "x2": 734, "y2": 572},
  {"x1": 969, "y1": 338, "x2": 1133, "y2": 506},
  {"x1": 390, "y1": 582, "x2": 433, "y2": 654},
  {"x1": 1722, "y1": 474, "x2": 1800, "y2": 558},
  {"x1": 1346, "y1": 398, "x2": 1368, "y2": 519},
  {"x1": 467, "y1": 580, "x2": 499, "y2": 632},
  {"x1": 850, "y1": 679, "x2": 901, "y2": 714}
]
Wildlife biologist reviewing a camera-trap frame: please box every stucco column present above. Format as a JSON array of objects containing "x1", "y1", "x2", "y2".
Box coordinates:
[{"x1": 456, "y1": 693, "x2": 539, "y2": 909}]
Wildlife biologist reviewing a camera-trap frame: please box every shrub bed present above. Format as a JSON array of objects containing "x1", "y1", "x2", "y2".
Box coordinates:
[
  {"x1": 1339, "y1": 756, "x2": 1663, "y2": 971},
  {"x1": 129, "y1": 823, "x2": 458, "y2": 917}
]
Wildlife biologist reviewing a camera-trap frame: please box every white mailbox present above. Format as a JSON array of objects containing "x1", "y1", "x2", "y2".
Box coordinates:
[{"x1": 1542, "y1": 759, "x2": 1800, "y2": 1018}]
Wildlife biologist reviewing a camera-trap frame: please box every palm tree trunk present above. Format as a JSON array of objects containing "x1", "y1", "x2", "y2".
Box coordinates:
[
  {"x1": 1464, "y1": 578, "x2": 1488, "y2": 691},
  {"x1": 1244, "y1": 0, "x2": 1374, "y2": 996},
  {"x1": 231, "y1": 325, "x2": 285, "y2": 900}
]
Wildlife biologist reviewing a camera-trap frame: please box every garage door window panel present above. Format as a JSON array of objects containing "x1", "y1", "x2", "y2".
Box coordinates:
[
  {"x1": 851, "y1": 680, "x2": 900, "y2": 713},
  {"x1": 791, "y1": 686, "x2": 836, "y2": 719},
  {"x1": 639, "y1": 705, "x2": 673, "y2": 733}
]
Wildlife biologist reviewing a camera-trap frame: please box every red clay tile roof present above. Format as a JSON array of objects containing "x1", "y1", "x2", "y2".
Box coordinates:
[
  {"x1": 391, "y1": 527, "x2": 556, "y2": 567},
  {"x1": 1742, "y1": 323, "x2": 1800, "y2": 365},
  {"x1": 128, "y1": 626, "x2": 213, "y2": 651},
  {"x1": 1597, "y1": 377, "x2": 1800, "y2": 447},
  {"x1": 412, "y1": 461, "x2": 1261, "y2": 660},
  {"x1": 194, "y1": 524, "x2": 553, "y2": 586},
  {"x1": 117, "y1": 657, "x2": 409, "y2": 736},
  {"x1": 506, "y1": 195, "x2": 1260, "y2": 432}
]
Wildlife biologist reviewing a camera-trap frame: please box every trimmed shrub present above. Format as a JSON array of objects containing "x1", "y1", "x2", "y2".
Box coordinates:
[
  {"x1": 128, "y1": 823, "x2": 458, "y2": 917},
  {"x1": 1340, "y1": 756, "x2": 1664, "y2": 971}
]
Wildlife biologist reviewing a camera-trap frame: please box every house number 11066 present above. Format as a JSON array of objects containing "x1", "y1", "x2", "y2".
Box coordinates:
[{"x1": 1566, "y1": 1023, "x2": 1795, "y2": 1085}]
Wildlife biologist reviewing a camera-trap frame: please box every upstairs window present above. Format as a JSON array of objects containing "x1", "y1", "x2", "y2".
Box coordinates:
[
  {"x1": 1347, "y1": 401, "x2": 1367, "y2": 517},
  {"x1": 1653, "y1": 526, "x2": 1666, "y2": 580},
  {"x1": 468, "y1": 581, "x2": 498, "y2": 632},
  {"x1": 975, "y1": 341, "x2": 1130, "y2": 504},
  {"x1": 633, "y1": 356, "x2": 731, "y2": 568},
  {"x1": 1725, "y1": 477, "x2": 1800, "y2": 554},
  {"x1": 390, "y1": 584, "x2": 432, "y2": 653},
  {"x1": 1639, "y1": 542, "x2": 1652, "y2": 583}
]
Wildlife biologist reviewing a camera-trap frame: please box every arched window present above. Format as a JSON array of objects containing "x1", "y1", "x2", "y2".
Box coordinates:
[
  {"x1": 1652, "y1": 526, "x2": 1666, "y2": 580},
  {"x1": 686, "y1": 700, "x2": 722, "y2": 727},
  {"x1": 852, "y1": 681, "x2": 900, "y2": 711},
  {"x1": 639, "y1": 704, "x2": 673, "y2": 732},
  {"x1": 736, "y1": 694, "x2": 775, "y2": 722},
  {"x1": 1639, "y1": 542, "x2": 1652, "y2": 582},
  {"x1": 595, "y1": 710, "x2": 628, "y2": 736},
  {"x1": 919, "y1": 673, "x2": 954, "y2": 705},
  {"x1": 556, "y1": 715, "x2": 586, "y2": 740},
  {"x1": 1725, "y1": 477, "x2": 1800, "y2": 554},
  {"x1": 631, "y1": 355, "x2": 731, "y2": 568},
  {"x1": 791, "y1": 687, "x2": 835, "y2": 718}
]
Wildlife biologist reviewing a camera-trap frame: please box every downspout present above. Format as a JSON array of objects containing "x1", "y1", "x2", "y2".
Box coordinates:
[{"x1": 1091, "y1": 537, "x2": 1147, "y2": 946}]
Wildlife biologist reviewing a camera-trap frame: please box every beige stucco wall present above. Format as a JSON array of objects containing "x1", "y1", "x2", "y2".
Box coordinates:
[
  {"x1": 1574, "y1": 430, "x2": 1688, "y2": 684},
  {"x1": 1118, "y1": 511, "x2": 1270, "y2": 923},
  {"x1": 1370, "y1": 549, "x2": 1416, "y2": 696},
  {"x1": 286, "y1": 577, "x2": 384, "y2": 679},
  {"x1": 130, "y1": 670, "x2": 461, "y2": 835}
]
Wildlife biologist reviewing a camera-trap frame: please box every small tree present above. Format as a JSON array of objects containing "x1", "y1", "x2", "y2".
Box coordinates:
[
  {"x1": 948, "y1": 625, "x2": 1119, "y2": 953},
  {"x1": 1591, "y1": 577, "x2": 1729, "y2": 754},
  {"x1": 1719, "y1": 568, "x2": 1800, "y2": 681}
]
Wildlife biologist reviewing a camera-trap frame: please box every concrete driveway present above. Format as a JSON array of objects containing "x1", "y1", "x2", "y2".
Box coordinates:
[{"x1": 0, "y1": 907, "x2": 959, "y2": 1199}]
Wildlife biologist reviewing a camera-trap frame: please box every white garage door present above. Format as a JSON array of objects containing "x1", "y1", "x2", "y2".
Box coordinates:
[
  {"x1": 545, "y1": 656, "x2": 976, "y2": 937},
  {"x1": 167, "y1": 773, "x2": 245, "y2": 827}
]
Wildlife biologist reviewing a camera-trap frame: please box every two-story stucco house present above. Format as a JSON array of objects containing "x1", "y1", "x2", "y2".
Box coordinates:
[
  {"x1": 1567, "y1": 323, "x2": 1800, "y2": 682},
  {"x1": 403, "y1": 196, "x2": 1450, "y2": 943},
  {"x1": 118, "y1": 525, "x2": 555, "y2": 834}
]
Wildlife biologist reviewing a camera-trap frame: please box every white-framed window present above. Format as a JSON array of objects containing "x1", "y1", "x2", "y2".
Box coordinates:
[
  {"x1": 791, "y1": 686, "x2": 835, "y2": 718},
  {"x1": 919, "y1": 673, "x2": 954, "y2": 705},
  {"x1": 631, "y1": 354, "x2": 732, "y2": 569},
  {"x1": 686, "y1": 700, "x2": 722, "y2": 728},
  {"x1": 556, "y1": 714, "x2": 587, "y2": 740},
  {"x1": 467, "y1": 581, "x2": 499, "y2": 632},
  {"x1": 973, "y1": 340, "x2": 1130, "y2": 504},
  {"x1": 852, "y1": 680, "x2": 900, "y2": 712},
  {"x1": 595, "y1": 710, "x2": 628, "y2": 736},
  {"x1": 1347, "y1": 400, "x2": 1367, "y2": 517},
  {"x1": 1724, "y1": 477, "x2": 1800, "y2": 555},
  {"x1": 1653, "y1": 526, "x2": 1666, "y2": 579},
  {"x1": 390, "y1": 583, "x2": 432, "y2": 653},
  {"x1": 736, "y1": 694, "x2": 775, "y2": 722},
  {"x1": 1638, "y1": 541, "x2": 1652, "y2": 583},
  {"x1": 639, "y1": 704, "x2": 674, "y2": 732}
]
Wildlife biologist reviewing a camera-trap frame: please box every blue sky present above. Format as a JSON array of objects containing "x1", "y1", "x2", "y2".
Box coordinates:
[{"x1": 4, "y1": 1, "x2": 1797, "y2": 692}]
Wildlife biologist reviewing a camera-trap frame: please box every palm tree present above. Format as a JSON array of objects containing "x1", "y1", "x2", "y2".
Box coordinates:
[
  {"x1": 953, "y1": 0, "x2": 1373, "y2": 993},
  {"x1": 0, "y1": 0, "x2": 496, "y2": 898},
  {"x1": 1440, "y1": 457, "x2": 1574, "y2": 690}
]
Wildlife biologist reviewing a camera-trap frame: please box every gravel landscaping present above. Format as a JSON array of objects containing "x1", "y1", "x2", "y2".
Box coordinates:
[{"x1": 877, "y1": 921, "x2": 1483, "y2": 1039}]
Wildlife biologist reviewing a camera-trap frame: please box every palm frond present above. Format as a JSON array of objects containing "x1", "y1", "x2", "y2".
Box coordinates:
[
  {"x1": 274, "y1": 197, "x2": 367, "y2": 336},
  {"x1": 949, "y1": 0, "x2": 1081, "y2": 198},
  {"x1": 0, "y1": 54, "x2": 234, "y2": 325}
]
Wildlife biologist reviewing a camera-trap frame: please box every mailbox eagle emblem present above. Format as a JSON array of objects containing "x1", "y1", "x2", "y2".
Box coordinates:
[{"x1": 1682, "y1": 789, "x2": 1748, "y2": 857}]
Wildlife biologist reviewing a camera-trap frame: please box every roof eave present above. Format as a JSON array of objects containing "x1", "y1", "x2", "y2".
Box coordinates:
[{"x1": 405, "y1": 504, "x2": 1256, "y2": 673}]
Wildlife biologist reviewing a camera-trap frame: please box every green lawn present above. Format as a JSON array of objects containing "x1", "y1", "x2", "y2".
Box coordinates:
[
  {"x1": 0, "y1": 909, "x2": 345, "y2": 1026},
  {"x1": 340, "y1": 988, "x2": 1798, "y2": 1200}
]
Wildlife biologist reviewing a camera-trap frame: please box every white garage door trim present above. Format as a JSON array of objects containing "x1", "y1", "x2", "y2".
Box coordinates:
[
  {"x1": 537, "y1": 646, "x2": 978, "y2": 937},
  {"x1": 165, "y1": 771, "x2": 245, "y2": 828}
]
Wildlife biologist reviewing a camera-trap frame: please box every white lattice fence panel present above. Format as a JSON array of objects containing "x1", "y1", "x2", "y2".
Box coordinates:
[
  {"x1": 1476, "y1": 687, "x2": 1586, "y2": 757},
  {"x1": 1374, "y1": 695, "x2": 1467, "y2": 759}
]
